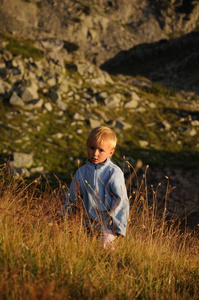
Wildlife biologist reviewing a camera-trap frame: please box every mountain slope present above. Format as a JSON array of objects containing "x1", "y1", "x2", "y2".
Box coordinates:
[{"x1": 0, "y1": 0, "x2": 199, "y2": 65}]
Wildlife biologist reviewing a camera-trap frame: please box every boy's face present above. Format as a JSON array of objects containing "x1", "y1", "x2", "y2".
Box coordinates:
[{"x1": 87, "y1": 139, "x2": 115, "y2": 164}]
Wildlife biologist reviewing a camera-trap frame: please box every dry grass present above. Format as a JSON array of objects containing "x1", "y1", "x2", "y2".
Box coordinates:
[{"x1": 0, "y1": 163, "x2": 198, "y2": 300}]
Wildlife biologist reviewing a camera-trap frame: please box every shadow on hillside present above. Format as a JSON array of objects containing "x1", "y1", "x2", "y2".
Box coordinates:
[
  {"x1": 163, "y1": 107, "x2": 199, "y2": 119},
  {"x1": 101, "y1": 31, "x2": 199, "y2": 94},
  {"x1": 116, "y1": 147, "x2": 199, "y2": 170}
]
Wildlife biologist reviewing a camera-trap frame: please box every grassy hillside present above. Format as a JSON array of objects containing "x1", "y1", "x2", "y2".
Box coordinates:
[{"x1": 0, "y1": 164, "x2": 198, "y2": 299}]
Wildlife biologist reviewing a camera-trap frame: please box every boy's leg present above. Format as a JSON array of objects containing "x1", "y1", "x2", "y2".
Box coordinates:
[{"x1": 102, "y1": 228, "x2": 116, "y2": 249}]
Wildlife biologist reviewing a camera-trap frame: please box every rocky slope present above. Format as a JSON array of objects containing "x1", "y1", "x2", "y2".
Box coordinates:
[
  {"x1": 0, "y1": 0, "x2": 199, "y2": 227},
  {"x1": 0, "y1": 0, "x2": 199, "y2": 65}
]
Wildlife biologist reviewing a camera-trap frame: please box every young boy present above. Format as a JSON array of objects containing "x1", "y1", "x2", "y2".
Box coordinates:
[{"x1": 63, "y1": 126, "x2": 129, "y2": 248}]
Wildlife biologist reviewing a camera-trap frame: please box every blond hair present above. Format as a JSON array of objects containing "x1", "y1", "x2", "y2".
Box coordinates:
[{"x1": 87, "y1": 126, "x2": 117, "y2": 150}]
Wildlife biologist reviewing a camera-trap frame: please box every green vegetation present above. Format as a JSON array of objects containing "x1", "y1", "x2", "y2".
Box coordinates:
[
  {"x1": 0, "y1": 33, "x2": 43, "y2": 60},
  {"x1": 144, "y1": 82, "x2": 177, "y2": 97},
  {"x1": 0, "y1": 164, "x2": 198, "y2": 299}
]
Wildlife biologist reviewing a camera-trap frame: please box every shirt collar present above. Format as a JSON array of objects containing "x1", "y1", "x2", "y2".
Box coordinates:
[{"x1": 86, "y1": 157, "x2": 110, "y2": 168}]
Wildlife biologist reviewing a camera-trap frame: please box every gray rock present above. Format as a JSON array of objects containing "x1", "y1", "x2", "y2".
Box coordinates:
[
  {"x1": 98, "y1": 91, "x2": 109, "y2": 100},
  {"x1": 191, "y1": 120, "x2": 199, "y2": 127},
  {"x1": 107, "y1": 120, "x2": 116, "y2": 128},
  {"x1": 124, "y1": 99, "x2": 138, "y2": 109},
  {"x1": 21, "y1": 86, "x2": 39, "y2": 102},
  {"x1": 77, "y1": 129, "x2": 83, "y2": 134},
  {"x1": 104, "y1": 93, "x2": 122, "y2": 108},
  {"x1": 94, "y1": 109, "x2": 109, "y2": 122},
  {"x1": 25, "y1": 99, "x2": 44, "y2": 110},
  {"x1": 162, "y1": 120, "x2": 171, "y2": 131},
  {"x1": 47, "y1": 76, "x2": 57, "y2": 87},
  {"x1": 73, "y1": 113, "x2": 85, "y2": 121},
  {"x1": 0, "y1": 62, "x2": 6, "y2": 69},
  {"x1": 52, "y1": 133, "x2": 63, "y2": 139},
  {"x1": 9, "y1": 92, "x2": 24, "y2": 107},
  {"x1": 11, "y1": 167, "x2": 30, "y2": 178},
  {"x1": 89, "y1": 118, "x2": 101, "y2": 128},
  {"x1": 11, "y1": 152, "x2": 34, "y2": 168},
  {"x1": 87, "y1": 96, "x2": 98, "y2": 106},
  {"x1": 188, "y1": 128, "x2": 197, "y2": 136},
  {"x1": 0, "y1": 81, "x2": 5, "y2": 94},
  {"x1": 131, "y1": 91, "x2": 140, "y2": 101},
  {"x1": 57, "y1": 100, "x2": 67, "y2": 111},
  {"x1": 148, "y1": 102, "x2": 156, "y2": 109},
  {"x1": 139, "y1": 140, "x2": 149, "y2": 148},
  {"x1": 116, "y1": 121, "x2": 132, "y2": 130},
  {"x1": 44, "y1": 102, "x2": 53, "y2": 111},
  {"x1": 136, "y1": 107, "x2": 146, "y2": 113},
  {"x1": 30, "y1": 166, "x2": 44, "y2": 173},
  {"x1": 59, "y1": 79, "x2": 69, "y2": 93},
  {"x1": 40, "y1": 39, "x2": 64, "y2": 51}
]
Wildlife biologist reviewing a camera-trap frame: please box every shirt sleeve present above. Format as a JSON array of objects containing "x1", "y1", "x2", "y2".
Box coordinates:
[{"x1": 107, "y1": 170, "x2": 129, "y2": 236}]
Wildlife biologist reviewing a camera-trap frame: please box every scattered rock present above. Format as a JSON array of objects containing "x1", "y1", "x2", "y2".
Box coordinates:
[
  {"x1": 138, "y1": 140, "x2": 149, "y2": 148},
  {"x1": 105, "y1": 93, "x2": 122, "y2": 108},
  {"x1": 30, "y1": 166, "x2": 44, "y2": 173},
  {"x1": 21, "y1": 86, "x2": 39, "y2": 102},
  {"x1": 44, "y1": 102, "x2": 53, "y2": 111},
  {"x1": 52, "y1": 133, "x2": 63, "y2": 139},
  {"x1": 0, "y1": 81, "x2": 5, "y2": 94},
  {"x1": 9, "y1": 92, "x2": 24, "y2": 107},
  {"x1": 47, "y1": 76, "x2": 57, "y2": 87},
  {"x1": 89, "y1": 118, "x2": 101, "y2": 128},
  {"x1": 11, "y1": 167, "x2": 30, "y2": 178},
  {"x1": 57, "y1": 100, "x2": 67, "y2": 111},
  {"x1": 148, "y1": 102, "x2": 156, "y2": 109},
  {"x1": 191, "y1": 120, "x2": 199, "y2": 127},
  {"x1": 73, "y1": 113, "x2": 85, "y2": 121},
  {"x1": 11, "y1": 152, "x2": 34, "y2": 168},
  {"x1": 116, "y1": 120, "x2": 132, "y2": 130},
  {"x1": 162, "y1": 120, "x2": 171, "y2": 131},
  {"x1": 124, "y1": 99, "x2": 138, "y2": 109},
  {"x1": 131, "y1": 91, "x2": 140, "y2": 101},
  {"x1": 187, "y1": 128, "x2": 197, "y2": 136},
  {"x1": 25, "y1": 99, "x2": 44, "y2": 110}
]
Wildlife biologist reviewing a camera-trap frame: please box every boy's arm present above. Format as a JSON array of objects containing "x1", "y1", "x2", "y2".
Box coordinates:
[{"x1": 107, "y1": 171, "x2": 129, "y2": 236}]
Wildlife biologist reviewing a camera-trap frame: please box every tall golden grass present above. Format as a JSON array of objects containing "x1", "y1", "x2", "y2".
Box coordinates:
[{"x1": 0, "y1": 163, "x2": 198, "y2": 299}]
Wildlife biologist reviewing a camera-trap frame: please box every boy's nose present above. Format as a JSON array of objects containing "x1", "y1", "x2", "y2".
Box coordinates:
[{"x1": 93, "y1": 149, "x2": 99, "y2": 156}]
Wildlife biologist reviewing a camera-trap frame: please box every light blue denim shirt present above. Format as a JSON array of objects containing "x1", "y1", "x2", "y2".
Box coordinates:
[{"x1": 65, "y1": 158, "x2": 129, "y2": 236}]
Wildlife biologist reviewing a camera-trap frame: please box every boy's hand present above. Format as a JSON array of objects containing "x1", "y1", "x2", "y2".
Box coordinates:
[{"x1": 102, "y1": 228, "x2": 116, "y2": 250}]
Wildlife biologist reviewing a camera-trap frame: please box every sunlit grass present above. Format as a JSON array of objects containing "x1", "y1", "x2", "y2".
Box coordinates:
[{"x1": 0, "y1": 163, "x2": 198, "y2": 299}]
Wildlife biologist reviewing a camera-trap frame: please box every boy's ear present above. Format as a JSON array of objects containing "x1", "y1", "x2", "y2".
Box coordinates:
[{"x1": 109, "y1": 149, "x2": 115, "y2": 156}]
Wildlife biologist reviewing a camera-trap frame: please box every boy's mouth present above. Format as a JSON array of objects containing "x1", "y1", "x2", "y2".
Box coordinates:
[{"x1": 91, "y1": 157, "x2": 98, "y2": 163}]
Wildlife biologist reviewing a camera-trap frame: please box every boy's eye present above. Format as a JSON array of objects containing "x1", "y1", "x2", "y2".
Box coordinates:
[{"x1": 99, "y1": 149, "x2": 104, "y2": 153}]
